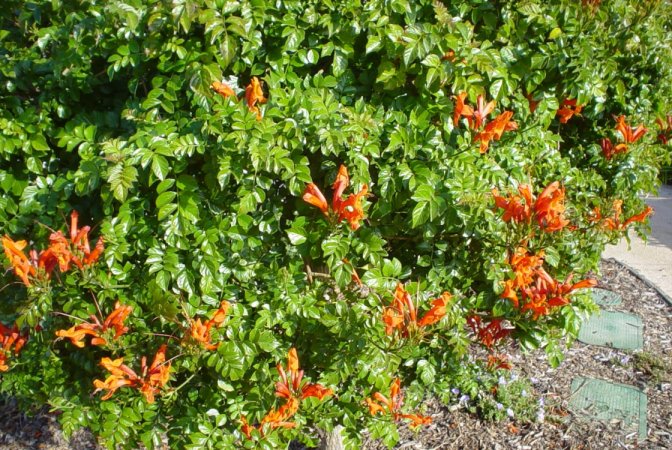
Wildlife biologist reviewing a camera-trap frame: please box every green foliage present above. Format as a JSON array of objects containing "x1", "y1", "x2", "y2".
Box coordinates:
[{"x1": 1, "y1": 0, "x2": 671, "y2": 448}]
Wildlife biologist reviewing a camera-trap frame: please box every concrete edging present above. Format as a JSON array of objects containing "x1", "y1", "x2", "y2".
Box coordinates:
[{"x1": 603, "y1": 257, "x2": 672, "y2": 308}]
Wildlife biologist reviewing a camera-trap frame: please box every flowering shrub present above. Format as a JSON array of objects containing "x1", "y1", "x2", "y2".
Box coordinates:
[{"x1": 1, "y1": 0, "x2": 671, "y2": 448}]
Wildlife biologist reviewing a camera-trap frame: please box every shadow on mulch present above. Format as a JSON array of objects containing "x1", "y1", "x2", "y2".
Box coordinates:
[{"x1": 0, "y1": 397, "x2": 100, "y2": 450}]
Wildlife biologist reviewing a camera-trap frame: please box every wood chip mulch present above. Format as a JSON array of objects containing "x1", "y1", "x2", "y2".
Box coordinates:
[{"x1": 1, "y1": 259, "x2": 671, "y2": 449}]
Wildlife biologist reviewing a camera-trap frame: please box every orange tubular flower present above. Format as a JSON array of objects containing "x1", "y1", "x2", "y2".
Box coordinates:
[
  {"x1": 302, "y1": 165, "x2": 368, "y2": 230},
  {"x1": 366, "y1": 378, "x2": 431, "y2": 429},
  {"x1": 602, "y1": 200, "x2": 653, "y2": 231},
  {"x1": 452, "y1": 92, "x2": 474, "y2": 127},
  {"x1": 2, "y1": 236, "x2": 37, "y2": 286},
  {"x1": 615, "y1": 115, "x2": 647, "y2": 145},
  {"x1": 93, "y1": 357, "x2": 140, "y2": 400},
  {"x1": 487, "y1": 354, "x2": 512, "y2": 371},
  {"x1": 332, "y1": 165, "x2": 350, "y2": 212},
  {"x1": 211, "y1": 81, "x2": 236, "y2": 99},
  {"x1": 337, "y1": 185, "x2": 369, "y2": 230},
  {"x1": 185, "y1": 300, "x2": 230, "y2": 351},
  {"x1": 275, "y1": 348, "x2": 333, "y2": 402},
  {"x1": 467, "y1": 316, "x2": 512, "y2": 348},
  {"x1": 492, "y1": 184, "x2": 533, "y2": 223},
  {"x1": 93, "y1": 345, "x2": 171, "y2": 403},
  {"x1": 55, "y1": 301, "x2": 132, "y2": 348},
  {"x1": 534, "y1": 182, "x2": 569, "y2": 232},
  {"x1": 302, "y1": 183, "x2": 329, "y2": 215},
  {"x1": 240, "y1": 348, "x2": 331, "y2": 440},
  {"x1": 417, "y1": 292, "x2": 452, "y2": 327},
  {"x1": 475, "y1": 111, "x2": 517, "y2": 153},
  {"x1": 600, "y1": 137, "x2": 622, "y2": 160},
  {"x1": 472, "y1": 94, "x2": 497, "y2": 129},
  {"x1": 245, "y1": 77, "x2": 267, "y2": 120},
  {"x1": 556, "y1": 99, "x2": 582, "y2": 124},
  {"x1": 543, "y1": 272, "x2": 597, "y2": 307},
  {"x1": 657, "y1": 115, "x2": 672, "y2": 144},
  {"x1": 0, "y1": 322, "x2": 28, "y2": 372},
  {"x1": 383, "y1": 283, "x2": 451, "y2": 336},
  {"x1": 138, "y1": 344, "x2": 171, "y2": 403}
]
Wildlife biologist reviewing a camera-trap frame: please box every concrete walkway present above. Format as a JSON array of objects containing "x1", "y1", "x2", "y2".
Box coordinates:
[{"x1": 602, "y1": 185, "x2": 672, "y2": 298}]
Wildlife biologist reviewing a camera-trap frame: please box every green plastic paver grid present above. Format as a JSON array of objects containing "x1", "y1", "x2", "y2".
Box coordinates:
[
  {"x1": 578, "y1": 310, "x2": 643, "y2": 350},
  {"x1": 570, "y1": 377, "x2": 647, "y2": 440},
  {"x1": 591, "y1": 288, "x2": 623, "y2": 307}
]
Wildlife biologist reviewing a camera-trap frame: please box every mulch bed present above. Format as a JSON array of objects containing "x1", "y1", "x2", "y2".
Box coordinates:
[{"x1": 2, "y1": 259, "x2": 671, "y2": 449}]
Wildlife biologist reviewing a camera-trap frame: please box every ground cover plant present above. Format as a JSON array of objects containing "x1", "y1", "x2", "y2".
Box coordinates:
[{"x1": 1, "y1": 0, "x2": 671, "y2": 448}]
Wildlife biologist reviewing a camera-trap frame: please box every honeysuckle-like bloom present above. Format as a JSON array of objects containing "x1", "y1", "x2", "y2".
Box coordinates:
[
  {"x1": 556, "y1": 99, "x2": 582, "y2": 124},
  {"x1": 337, "y1": 185, "x2": 369, "y2": 230},
  {"x1": 452, "y1": 92, "x2": 474, "y2": 127},
  {"x1": 302, "y1": 165, "x2": 369, "y2": 230},
  {"x1": 55, "y1": 301, "x2": 132, "y2": 348},
  {"x1": 474, "y1": 110, "x2": 518, "y2": 153},
  {"x1": 472, "y1": 94, "x2": 497, "y2": 129},
  {"x1": 240, "y1": 349, "x2": 331, "y2": 440},
  {"x1": 600, "y1": 137, "x2": 626, "y2": 160},
  {"x1": 366, "y1": 378, "x2": 432, "y2": 428},
  {"x1": 2, "y1": 236, "x2": 37, "y2": 286},
  {"x1": 487, "y1": 354, "x2": 512, "y2": 371},
  {"x1": 0, "y1": 322, "x2": 28, "y2": 372},
  {"x1": 535, "y1": 269, "x2": 597, "y2": 308},
  {"x1": 499, "y1": 247, "x2": 545, "y2": 308},
  {"x1": 239, "y1": 398, "x2": 299, "y2": 440},
  {"x1": 138, "y1": 344, "x2": 171, "y2": 403},
  {"x1": 534, "y1": 181, "x2": 569, "y2": 232},
  {"x1": 245, "y1": 76, "x2": 267, "y2": 120},
  {"x1": 492, "y1": 182, "x2": 569, "y2": 232},
  {"x1": 93, "y1": 345, "x2": 171, "y2": 403},
  {"x1": 261, "y1": 397, "x2": 300, "y2": 429},
  {"x1": 467, "y1": 316, "x2": 512, "y2": 348},
  {"x1": 615, "y1": 115, "x2": 647, "y2": 145},
  {"x1": 210, "y1": 81, "x2": 236, "y2": 99},
  {"x1": 491, "y1": 184, "x2": 533, "y2": 223},
  {"x1": 275, "y1": 348, "x2": 334, "y2": 402},
  {"x1": 383, "y1": 283, "x2": 451, "y2": 337},
  {"x1": 185, "y1": 300, "x2": 230, "y2": 351},
  {"x1": 521, "y1": 270, "x2": 596, "y2": 318},
  {"x1": 93, "y1": 357, "x2": 139, "y2": 400},
  {"x1": 602, "y1": 200, "x2": 654, "y2": 231},
  {"x1": 656, "y1": 115, "x2": 672, "y2": 144},
  {"x1": 35, "y1": 211, "x2": 104, "y2": 278}
]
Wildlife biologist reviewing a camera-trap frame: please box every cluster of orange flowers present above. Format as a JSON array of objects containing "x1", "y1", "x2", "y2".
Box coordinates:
[
  {"x1": 366, "y1": 378, "x2": 431, "y2": 428},
  {"x1": 656, "y1": 115, "x2": 672, "y2": 145},
  {"x1": 0, "y1": 322, "x2": 28, "y2": 372},
  {"x1": 183, "y1": 300, "x2": 230, "y2": 351},
  {"x1": 492, "y1": 181, "x2": 569, "y2": 233},
  {"x1": 93, "y1": 345, "x2": 171, "y2": 404},
  {"x1": 303, "y1": 165, "x2": 368, "y2": 230},
  {"x1": 601, "y1": 116, "x2": 647, "y2": 159},
  {"x1": 466, "y1": 316, "x2": 512, "y2": 349},
  {"x1": 56, "y1": 301, "x2": 132, "y2": 348},
  {"x1": 556, "y1": 98, "x2": 583, "y2": 124},
  {"x1": 211, "y1": 76, "x2": 267, "y2": 120},
  {"x1": 240, "y1": 348, "x2": 333, "y2": 439},
  {"x1": 589, "y1": 200, "x2": 653, "y2": 231},
  {"x1": 60, "y1": 300, "x2": 230, "y2": 403},
  {"x1": 500, "y1": 247, "x2": 596, "y2": 318},
  {"x1": 2, "y1": 211, "x2": 104, "y2": 287},
  {"x1": 452, "y1": 93, "x2": 518, "y2": 153},
  {"x1": 382, "y1": 283, "x2": 451, "y2": 338}
]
